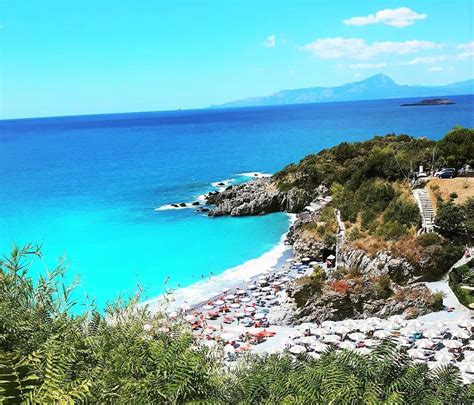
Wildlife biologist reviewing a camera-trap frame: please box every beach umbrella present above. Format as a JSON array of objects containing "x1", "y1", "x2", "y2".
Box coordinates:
[
  {"x1": 225, "y1": 294, "x2": 236, "y2": 301},
  {"x1": 311, "y1": 342, "x2": 329, "y2": 353},
  {"x1": 310, "y1": 327, "x2": 329, "y2": 336},
  {"x1": 230, "y1": 303, "x2": 241, "y2": 309},
  {"x1": 185, "y1": 315, "x2": 196, "y2": 322},
  {"x1": 291, "y1": 330, "x2": 303, "y2": 339},
  {"x1": 423, "y1": 329, "x2": 442, "y2": 339},
  {"x1": 443, "y1": 340, "x2": 463, "y2": 349},
  {"x1": 464, "y1": 352, "x2": 474, "y2": 362},
  {"x1": 385, "y1": 321, "x2": 401, "y2": 331},
  {"x1": 215, "y1": 300, "x2": 225, "y2": 306},
  {"x1": 202, "y1": 304, "x2": 214, "y2": 310},
  {"x1": 236, "y1": 289, "x2": 246, "y2": 295},
  {"x1": 244, "y1": 306, "x2": 255, "y2": 313},
  {"x1": 220, "y1": 332, "x2": 237, "y2": 342},
  {"x1": 323, "y1": 334, "x2": 342, "y2": 343},
  {"x1": 388, "y1": 315, "x2": 405, "y2": 324},
  {"x1": 265, "y1": 294, "x2": 276, "y2": 300},
  {"x1": 365, "y1": 317, "x2": 380, "y2": 326},
  {"x1": 262, "y1": 286, "x2": 272, "y2": 292},
  {"x1": 258, "y1": 275, "x2": 267, "y2": 280},
  {"x1": 431, "y1": 321, "x2": 448, "y2": 331},
  {"x1": 435, "y1": 351, "x2": 454, "y2": 362},
  {"x1": 224, "y1": 344, "x2": 235, "y2": 354},
  {"x1": 358, "y1": 323, "x2": 375, "y2": 333},
  {"x1": 252, "y1": 292, "x2": 262, "y2": 297},
  {"x1": 247, "y1": 284, "x2": 257, "y2": 290},
  {"x1": 254, "y1": 313, "x2": 266, "y2": 320},
  {"x1": 235, "y1": 312, "x2": 245, "y2": 318},
  {"x1": 348, "y1": 332, "x2": 366, "y2": 342},
  {"x1": 272, "y1": 281, "x2": 282, "y2": 287},
  {"x1": 356, "y1": 347, "x2": 372, "y2": 355},
  {"x1": 463, "y1": 374, "x2": 474, "y2": 385},
  {"x1": 322, "y1": 320, "x2": 335, "y2": 328},
  {"x1": 458, "y1": 362, "x2": 474, "y2": 373},
  {"x1": 307, "y1": 352, "x2": 321, "y2": 359},
  {"x1": 373, "y1": 330, "x2": 391, "y2": 340},
  {"x1": 294, "y1": 262, "x2": 303, "y2": 266},
  {"x1": 257, "y1": 279, "x2": 267, "y2": 285},
  {"x1": 458, "y1": 319, "x2": 474, "y2": 329},
  {"x1": 339, "y1": 341, "x2": 356, "y2": 350},
  {"x1": 364, "y1": 339, "x2": 378, "y2": 348},
  {"x1": 301, "y1": 257, "x2": 311, "y2": 262},
  {"x1": 179, "y1": 303, "x2": 192, "y2": 312},
  {"x1": 289, "y1": 345, "x2": 307, "y2": 354},
  {"x1": 240, "y1": 297, "x2": 251, "y2": 303},
  {"x1": 334, "y1": 325, "x2": 349, "y2": 335},
  {"x1": 326, "y1": 255, "x2": 335, "y2": 260},
  {"x1": 408, "y1": 348, "x2": 426, "y2": 360},
  {"x1": 400, "y1": 327, "x2": 417, "y2": 336},
  {"x1": 344, "y1": 319, "x2": 358, "y2": 330},
  {"x1": 281, "y1": 277, "x2": 291, "y2": 282},
  {"x1": 285, "y1": 258, "x2": 293, "y2": 263},
  {"x1": 451, "y1": 329, "x2": 470, "y2": 339},
  {"x1": 298, "y1": 323, "x2": 314, "y2": 331},
  {"x1": 222, "y1": 287, "x2": 231, "y2": 293},
  {"x1": 416, "y1": 339, "x2": 435, "y2": 349},
  {"x1": 309, "y1": 261, "x2": 318, "y2": 265},
  {"x1": 410, "y1": 321, "x2": 425, "y2": 331},
  {"x1": 299, "y1": 336, "x2": 318, "y2": 345}
]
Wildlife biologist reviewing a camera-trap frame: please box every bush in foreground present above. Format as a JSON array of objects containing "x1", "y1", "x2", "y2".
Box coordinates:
[{"x1": 0, "y1": 245, "x2": 472, "y2": 403}]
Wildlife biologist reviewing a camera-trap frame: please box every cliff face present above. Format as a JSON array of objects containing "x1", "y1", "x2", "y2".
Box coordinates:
[{"x1": 206, "y1": 178, "x2": 321, "y2": 217}]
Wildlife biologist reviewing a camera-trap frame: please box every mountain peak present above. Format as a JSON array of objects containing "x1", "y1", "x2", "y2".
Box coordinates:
[{"x1": 362, "y1": 73, "x2": 397, "y2": 86}]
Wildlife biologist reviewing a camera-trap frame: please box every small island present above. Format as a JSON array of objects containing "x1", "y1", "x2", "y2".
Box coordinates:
[{"x1": 401, "y1": 98, "x2": 455, "y2": 106}]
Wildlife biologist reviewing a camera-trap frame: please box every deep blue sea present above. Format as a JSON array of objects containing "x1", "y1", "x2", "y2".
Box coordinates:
[{"x1": 1, "y1": 95, "x2": 473, "y2": 310}]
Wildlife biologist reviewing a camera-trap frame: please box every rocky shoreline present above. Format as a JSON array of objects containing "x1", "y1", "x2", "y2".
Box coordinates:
[{"x1": 199, "y1": 175, "x2": 452, "y2": 322}]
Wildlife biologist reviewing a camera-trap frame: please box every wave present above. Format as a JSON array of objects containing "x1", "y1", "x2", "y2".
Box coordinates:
[
  {"x1": 238, "y1": 172, "x2": 272, "y2": 178},
  {"x1": 154, "y1": 172, "x2": 271, "y2": 212},
  {"x1": 143, "y1": 213, "x2": 297, "y2": 313},
  {"x1": 154, "y1": 204, "x2": 193, "y2": 211}
]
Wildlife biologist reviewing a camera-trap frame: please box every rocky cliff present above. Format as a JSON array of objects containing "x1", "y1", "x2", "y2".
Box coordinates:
[{"x1": 205, "y1": 178, "x2": 323, "y2": 217}]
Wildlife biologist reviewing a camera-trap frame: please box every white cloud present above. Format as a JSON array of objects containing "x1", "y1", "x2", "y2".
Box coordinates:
[
  {"x1": 349, "y1": 63, "x2": 388, "y2": 69},
  {"x1": 344, "y1": 7, "x2": 427, "y2": 28},
  {"x1": 300, "y1": 37, "x2": 440, "y2": 59},
  {"x1": 264, "y1": 34, "x2": 276, "y2": 48},
  {"x1": 428, "y1": 66, "x2": 444, "y2": 72},
  {"x1": 457, "y1": 41, "x2": 474, "y2": 59},
  {"x1": 404, "y1": 55, "x2": 447, "y2": 65}
]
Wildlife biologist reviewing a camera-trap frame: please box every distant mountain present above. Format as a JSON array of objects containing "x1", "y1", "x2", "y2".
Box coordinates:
[{"x1": 212, "y1": 74, "x2": 474, "y2": 108}]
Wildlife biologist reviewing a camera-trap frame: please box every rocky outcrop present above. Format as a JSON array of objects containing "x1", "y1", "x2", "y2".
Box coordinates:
[
  {"x1": 274, "y1": 276, "x2": 443, "y2": 324},
  {"x1": 339, "y1": 244, "x2": 459, "y2": 285},
  {"x1": 206, "y1": 178, "x2": 321, "y2": 217}
]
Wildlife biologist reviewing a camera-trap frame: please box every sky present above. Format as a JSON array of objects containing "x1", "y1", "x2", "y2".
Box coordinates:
[{"x1": 0, "y1": 0, "x2": 473, "y2": 119}]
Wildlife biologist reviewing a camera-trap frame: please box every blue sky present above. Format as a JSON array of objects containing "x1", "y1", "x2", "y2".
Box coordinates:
[{"x1": 1, "y1": 0, "x2": 473, "y2": 118}]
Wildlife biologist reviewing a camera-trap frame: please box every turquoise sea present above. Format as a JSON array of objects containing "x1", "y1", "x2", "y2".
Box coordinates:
[{"x1": 1, "y1": 95, "x2": 473, "y2": 310}]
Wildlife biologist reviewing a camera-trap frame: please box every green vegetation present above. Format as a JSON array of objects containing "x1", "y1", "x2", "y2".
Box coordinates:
[
  {"x1": 449, "y1": 259, "x2": 474, "y2": 309},
  {"x1": 436, "y1": 197, "x2": 474, "y2": 240},
  {"x1": 1, "y1": 245, "x2": 472, "y2": 403}
]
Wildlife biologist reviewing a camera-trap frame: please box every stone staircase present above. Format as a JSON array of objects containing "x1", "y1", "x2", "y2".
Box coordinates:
[{"x1": 412, "y1": 188, "x2": 435, "y2": 233}]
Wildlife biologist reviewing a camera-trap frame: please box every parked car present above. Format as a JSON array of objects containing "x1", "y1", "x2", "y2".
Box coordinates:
[{"x1": 435, "y1": 168, "x2": 456, "y2": 178}]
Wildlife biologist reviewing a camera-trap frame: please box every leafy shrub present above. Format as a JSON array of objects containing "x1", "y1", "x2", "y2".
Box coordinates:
[
  {"x1": 383, "y1": 199, "x2": 420, "y2": 228},
  {"x1": 449, "y1": 192, "x2": 458, "y2": 200},
  {"x1": 417, "y1": 232, "x2": 442, "y2": 247},
  {"x1": 436, "y1": 201, "x2": 467, "y2": 238},
  {"x1": 376, "y1": 221, "x2": 408, "y2": 240},
  {"x1": 323, "y1": 232, "x2": 337, "y2": 247}
]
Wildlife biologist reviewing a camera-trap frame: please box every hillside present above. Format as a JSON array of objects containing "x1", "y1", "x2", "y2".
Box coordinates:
[{"x1": 212, "y1": 74, "x2": 474, "y2": 108}]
